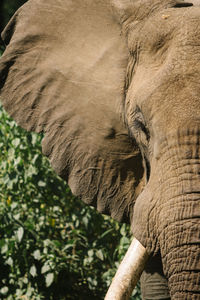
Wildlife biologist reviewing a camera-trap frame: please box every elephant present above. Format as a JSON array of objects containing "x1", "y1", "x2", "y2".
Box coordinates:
[{"x1": 0, "y1": 0, "x2": 200, "y2": 299}]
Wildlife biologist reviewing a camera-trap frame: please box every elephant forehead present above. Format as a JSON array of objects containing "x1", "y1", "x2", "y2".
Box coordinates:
[
  {"x1": 125, "y1": 7, "x2": 200, "y2": 132},
  {"x1": 128, "y1": 6, "x2": 200, "y2": 65}
]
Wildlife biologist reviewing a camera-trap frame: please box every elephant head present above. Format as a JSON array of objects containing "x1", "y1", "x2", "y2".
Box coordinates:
[{"x1": 0, "y1": 0, "x2": 200, "y2": 299}]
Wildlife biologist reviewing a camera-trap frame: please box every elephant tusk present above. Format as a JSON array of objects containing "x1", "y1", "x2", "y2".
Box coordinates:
[{"x1": 105, "y1": 238, "x2": 149, "y2": 300}]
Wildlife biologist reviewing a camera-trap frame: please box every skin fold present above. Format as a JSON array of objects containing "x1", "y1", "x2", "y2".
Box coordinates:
[{"x1": 0, "y1": 0, "x2": 199, "y2": 299}]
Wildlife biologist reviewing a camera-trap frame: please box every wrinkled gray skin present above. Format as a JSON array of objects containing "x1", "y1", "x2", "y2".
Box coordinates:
[{"x1": 0, "y1": 0, "x2": 200, "y2": 299}]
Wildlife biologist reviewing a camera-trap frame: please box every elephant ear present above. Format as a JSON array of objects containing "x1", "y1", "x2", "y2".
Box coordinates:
[{"x1": 0, "y1": 0, "x2": 144, "y2": 222}]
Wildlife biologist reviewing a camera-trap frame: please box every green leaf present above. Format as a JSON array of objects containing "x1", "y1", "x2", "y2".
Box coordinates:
[
  {"x1": 88, "y1": 249, "x2": 94, "y2": 257},
  {"x1": 14, "y1": 156, "x2": 21, "y2": 166},
  {"x1": 30, "y1": 265, "x2": 37, "y2": 277},
  {"x1": 0, "y1": 286, "x2": 8, "y2": 295},
  {"x1": 96, "y1": 250, "x2": 104, "y2": 261},
  {"x1": 31, "y1": 134, "x2": 38, "y2": 146},
  {"x1": 120, "y1": 224, "x2": 127, "y2": 236},
  {"x1": 11, "y1": 202, "x2": 18, "y2": 210},
  {"x1": 8, "y1": 148, "x2": 15, "y2": 160},
  {"x1": 16, "y1": 227, "x2": 24, "y2": 243},
  {"x1": 6, "y1": 257, "x2": 13, "y2": 267},
  {"x1": 26, "y1": 165, "x2": 38, "y2": 177},
  {"x1": 13, "y1": 213, "x2": 20, "y2": 220},
  {"x1": 120, "y1": 236, "x2": 130, "y2": 246},
  {"x1": 33, "y1": 249, "x2": 41, "y2": 260},
  {"x1": 12, "y1": 138, "x2": 20, "y2": 147},
  {"x1": 38, "y1": 181, "x2": 46, "y2": 187},
  {"x1": 99, "y1": 228, "x2": 113, "y2": 239},
  {"x1": 45, "y1": 273, "x2": 54, "y2": 287},
  {"x1": 41, "y1": 264, "x2": 50, "y2": 274},
  {"x1": 82, "y1": 216, "x2": 89, "y2": 228},
  {"x1": 1, "y1": 244, "x2": 8, "y2": 255}
]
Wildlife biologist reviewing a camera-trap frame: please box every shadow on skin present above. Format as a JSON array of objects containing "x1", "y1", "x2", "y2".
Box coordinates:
[{"x1": 140, "y1": 253, "x2": 171, "y2": 300}]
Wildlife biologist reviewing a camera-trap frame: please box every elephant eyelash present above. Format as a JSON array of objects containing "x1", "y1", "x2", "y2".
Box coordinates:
[
  {"x1": 133, "y1": 119, "x2": 150, "y2": 142},
  {"x1": 173, "y1": 2, "x2": 193, "y2": 8},
  {"x1": 144, "y1": 155, "x2": 151, "y2": 182}
]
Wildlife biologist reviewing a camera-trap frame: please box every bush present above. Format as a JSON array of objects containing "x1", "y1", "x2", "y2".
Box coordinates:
[{"x1": 0, "y1": 105, "x2": 141, "y2": 299}]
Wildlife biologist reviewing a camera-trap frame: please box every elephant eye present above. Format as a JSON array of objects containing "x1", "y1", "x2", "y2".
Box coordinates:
[
  {"x1": 130, "y1": 105, "x2": 149, "y2": 138},
  {"x1": 130, "y1": 117, "x2": 151, "y2": 182},
  {"x1": 173, "y1": 2, "x2": 193, "y2": 8},
  {"x1": 144, "y1": 155, "x2": 151, "y2": 182},
  {"x1": 133, "y1": 119, "x2": 150, "y2": 142}
]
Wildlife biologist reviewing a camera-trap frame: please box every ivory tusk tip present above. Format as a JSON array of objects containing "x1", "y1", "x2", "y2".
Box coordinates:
[{"x1": 105, "y1": 238, "x2": 149, "y2": 300}]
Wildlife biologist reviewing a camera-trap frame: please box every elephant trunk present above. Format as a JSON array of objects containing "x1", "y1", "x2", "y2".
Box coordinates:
[
  {"x1": 153, "y1": 132, "x2": 200, "y2": 299},
  {"x1": 164, "y1": 231, "x2": 200, "y2": 299},
  {"x1": 159, "y1": 190, "x2": 200, "y2": 299},
  {"x1": 106, "y1": 131, "x2": 200, "y2": 300}
]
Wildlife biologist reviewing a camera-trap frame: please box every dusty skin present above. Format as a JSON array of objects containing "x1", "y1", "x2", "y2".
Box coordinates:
[{"x1": 0, "y1": 0, "x2": 200, "y2": 299}]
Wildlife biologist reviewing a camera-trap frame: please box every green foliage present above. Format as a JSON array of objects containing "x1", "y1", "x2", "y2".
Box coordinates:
[
  {"x1": 0, "y1": 105, "x2": 141, "y2": 299},
  {"x1": 0, "y1": 46, "x2": 4, "y2": 56},
  {"x1": 0, "y1": 0, "x2": 28, "y2": 55}
]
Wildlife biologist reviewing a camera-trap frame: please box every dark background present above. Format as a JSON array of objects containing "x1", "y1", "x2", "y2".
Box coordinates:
[
  {"x1": 0, "y1": 0, "x2": 27, "y2": 32},
  {"x1": 0, "y1": 0, "x2": 27, "y2": 51}
]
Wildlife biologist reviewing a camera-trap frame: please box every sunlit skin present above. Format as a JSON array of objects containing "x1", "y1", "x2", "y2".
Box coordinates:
[{"x1": 0, "y1": 1, "x2": 199, "y2": 299}]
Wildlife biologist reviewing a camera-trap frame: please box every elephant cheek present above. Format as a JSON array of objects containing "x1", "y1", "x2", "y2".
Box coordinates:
[{"x1": 131, "y1": 184, "x2": 157, "y2": 254}]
